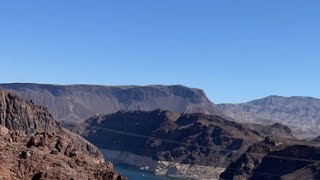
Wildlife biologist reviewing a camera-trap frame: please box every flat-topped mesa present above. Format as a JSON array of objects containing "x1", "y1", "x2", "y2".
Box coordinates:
[
  {"x1": 0, "y1": 90, "x2": 61, "y2": 133},
  {"x1": 0, "y1": 83, "x2": 222, "y2": 123}
]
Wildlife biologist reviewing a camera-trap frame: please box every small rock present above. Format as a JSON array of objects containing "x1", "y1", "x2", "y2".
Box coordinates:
[
  {"x1": 20, "y1": 150, "x2": 32, "y2": 159},
  {"x1": 0, "y1": 125, "x2": 9, "y2": 136}
]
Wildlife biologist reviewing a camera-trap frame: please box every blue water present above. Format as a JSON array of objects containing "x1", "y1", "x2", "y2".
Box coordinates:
[{"x1": 114, "y1": 163, "x2": 183, "y2": 180}]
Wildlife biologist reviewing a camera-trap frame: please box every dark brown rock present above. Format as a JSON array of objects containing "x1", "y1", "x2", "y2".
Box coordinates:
[
  {"x1": 80, "y1": 109, "x2": 262, "y2": 167},
  {"x1": 76, "y1": 109, "x2": 320, "y2": 179},
  {"x1": 220, "y1": 137, "x2": 320, "y2": 180},
  {"x1": 0, "y1": 90, "x2": 61, "y2": 133},
  {"x1": 0, "y1": 90, "x2": 125, "y2": 180}
]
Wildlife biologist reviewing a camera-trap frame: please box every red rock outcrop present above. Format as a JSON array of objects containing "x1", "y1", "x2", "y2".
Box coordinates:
[{"x1": 0, "y1": 90, "x2": 125, "y2": 180}]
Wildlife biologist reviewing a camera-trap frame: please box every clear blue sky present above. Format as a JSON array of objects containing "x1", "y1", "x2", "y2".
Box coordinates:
[{"x1": 0, "y1": 0, "x2": 319, "y2": 103}]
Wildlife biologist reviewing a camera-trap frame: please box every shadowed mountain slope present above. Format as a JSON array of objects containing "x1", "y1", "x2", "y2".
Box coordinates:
[
  {"x1": 220, "y1": 137, "x2": 320, "y2": 180},
  {"x1": 71, "y1": 109, "x2": 320, "y2": 179},
  {"x1": 81, "y1": 109, "x2": 262, "y2": 167}
]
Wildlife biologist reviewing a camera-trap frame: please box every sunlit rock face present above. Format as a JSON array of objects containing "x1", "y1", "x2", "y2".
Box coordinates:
[{"x1": 0, "y1": 90, "x2": 125, "y2": 180}]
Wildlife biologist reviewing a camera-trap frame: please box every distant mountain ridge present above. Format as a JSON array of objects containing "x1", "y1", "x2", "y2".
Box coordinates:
[
  {"x1": 218, "y1": 95, "x2": 320, "y2": 138},
  {"x1": 3, "y1": 83, "x2": 320, "y2": 139},
  {"x1": 0, "y1": 83, "x2": 221, "y2": 123}
]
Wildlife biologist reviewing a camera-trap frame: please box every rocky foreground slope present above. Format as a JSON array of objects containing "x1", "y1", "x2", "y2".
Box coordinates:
[
  {"x1": 0, "y1": 83, "x2": 220, "y2": 123},
  {"x1": 0, "y1": 90, "x2": 125, "y2": 180},
  {"x1": 66, "y1": 109, "x2": 320, "y2": 179},
  {"x1": 218, "y1": 95, "x2": 320, "y2": 138}
]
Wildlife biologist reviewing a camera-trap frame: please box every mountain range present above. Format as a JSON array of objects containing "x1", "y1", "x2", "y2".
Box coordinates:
[
  {"x1": 0, "y1": 83, "x2": 220, "y2": 123},
  {"x1": 1, "y1": 83, "x2": 320, "y2": 138},
  {"x1": 1, "y1": 83, "x2": 320, "y2": 179},
  {"x1": 218, "y1": 95, "x2": 320, "y2": 138}
]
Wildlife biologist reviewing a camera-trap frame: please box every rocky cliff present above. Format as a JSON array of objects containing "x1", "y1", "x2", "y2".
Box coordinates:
[
  {"x1": 73, "y1": 109, "x2": 320, "y2": 179},
  {"x1": 218, "y1": 95, "x2": 320, "y2": 138},
  {"x1": 81, "y1": 109, "x2": 262, "y2": 168},
  {"x1": 0, "y1": 83, "x2": 221, "y2": 123},
  {"x1": 71, "y1": 110, "x2": 266, "y2": 179},
  {"x1": 0, "y1": 90, "x2": 125, "y2": 180},
  {"x1": 0, "y1": 90, "x2": 61, "y2": 133},
  {"x1": 220, "y1": 136, "x2": 320, "y2": 180}
]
